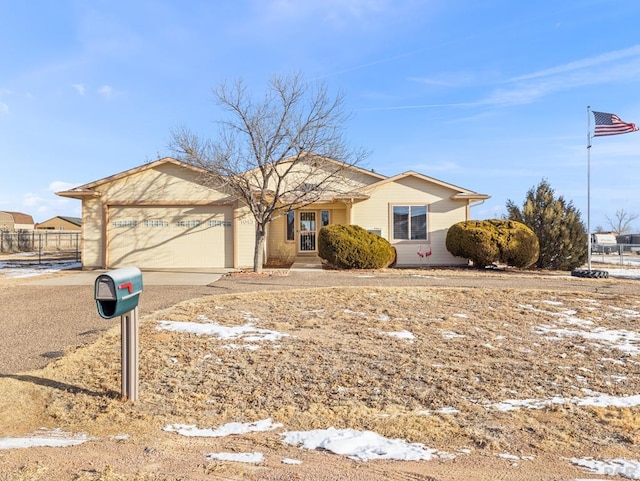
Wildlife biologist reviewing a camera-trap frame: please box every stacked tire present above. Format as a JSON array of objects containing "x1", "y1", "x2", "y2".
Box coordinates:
[{"x1": 571, "y1": 269, "x2": 609, "y2": 279}]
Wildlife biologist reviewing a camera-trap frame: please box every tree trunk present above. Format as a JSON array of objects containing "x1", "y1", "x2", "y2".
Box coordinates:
[{"x1": 253, "y1": 225, "x2": 266, "y2": 274}]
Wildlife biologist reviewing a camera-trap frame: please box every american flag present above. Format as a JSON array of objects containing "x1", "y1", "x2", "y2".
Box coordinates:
[{"x1": 593, "y1": 111, "x2": 639, "y2": 137}]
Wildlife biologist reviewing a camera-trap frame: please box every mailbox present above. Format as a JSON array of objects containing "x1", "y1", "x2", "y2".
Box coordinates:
[{"x1": 95, "y1": 266, "x2": 143, "y2": 319}]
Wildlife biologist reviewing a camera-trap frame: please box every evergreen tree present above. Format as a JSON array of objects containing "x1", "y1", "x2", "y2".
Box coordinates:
[{"x1": 506, "y1": 179, "x2": 587, "y2": 270}]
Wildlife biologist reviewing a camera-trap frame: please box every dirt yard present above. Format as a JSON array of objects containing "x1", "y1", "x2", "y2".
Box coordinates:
[{"x1": 1, "y1": 267, "x2": 640, "y2": 480}]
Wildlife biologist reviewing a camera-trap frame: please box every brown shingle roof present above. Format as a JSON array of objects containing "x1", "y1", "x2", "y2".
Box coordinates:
[{"x1": 0, "y1": 211, "x2": 35, "y2": 224}]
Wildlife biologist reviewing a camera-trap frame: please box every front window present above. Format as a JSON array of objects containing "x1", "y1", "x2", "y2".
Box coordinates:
[
  {"x1": 393, "y1": 205, "x2": 427, "y2": 240},
  {"x1": 286, "y1": 211, "x2": 295, "y2": 241},
  {"x1": 321, "y1": 210, "x2": 330, "y2": 227}
]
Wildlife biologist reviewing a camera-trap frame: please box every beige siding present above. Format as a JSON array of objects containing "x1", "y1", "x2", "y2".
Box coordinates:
[
  {"x1": 331, "y1": 209, "x2": 347, "y2": 225},
  {"x1": 36, "y1": 218, "x2": 80, "y2": 230},
  {"x1": 266, "y1": 213, "x2": 295, "y2": 262},
  {"x1": 262, "y1": 203, "x2": 350, "y2": 260},
  {"x1": 352, "y1": 177, "x2": 469, "y2": 267},
  {"x1": 65, "y1": 158, "x2": 485, "y2": 270},
  {"x1": 99, "y1": 163, "x2": 231, "y2": 203},
  {"x1": 235, "y1": 207, "x2": 256, "y2": 268},
  {"x1": 82, "y1": 198, "x2": 103, "y2": 268},
  {"x1": 13, "y1": 223, "x2": 34, "y2": 231},
  {"x1": 266, "y1": 159, "x2": 383, "y2": 196},
  {"x1": 81, "y1": 162, "x2": 238, "y2": 269}
]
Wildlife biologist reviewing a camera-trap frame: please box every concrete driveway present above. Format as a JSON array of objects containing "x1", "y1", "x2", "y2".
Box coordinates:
[{"x1": 27, "y1": 268, "x2": 230, "y2": 286}]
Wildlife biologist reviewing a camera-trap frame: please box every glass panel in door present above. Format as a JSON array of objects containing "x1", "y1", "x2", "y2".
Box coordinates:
[{"x1": 299, "y1": 211, "x2": 317, "y2": 252}]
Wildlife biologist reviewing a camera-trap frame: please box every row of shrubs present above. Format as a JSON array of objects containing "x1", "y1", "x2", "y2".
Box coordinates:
[{"x1": 317, "y1": 220, "x2": 539, "y2": 269}]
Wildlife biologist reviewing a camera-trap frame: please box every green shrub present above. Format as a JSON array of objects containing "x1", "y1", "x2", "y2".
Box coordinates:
[
  {"x1": 507, "y1": 179, "x2": 587, "y2": 270},
  {"x1": 318, "y1": 224, "x2": 396, "y2": 269},
  {"x1": 446, "y1": 219, "x2": 539, "y2": 268},
  {"x1": 446, "y1": 221, "x2": 500, "y2": 268},
  {"x1": 490, "y1": 219, "x2": 539, "y2": 268}
]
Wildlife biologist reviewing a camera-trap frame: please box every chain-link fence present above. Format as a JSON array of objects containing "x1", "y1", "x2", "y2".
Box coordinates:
[
  {"x1": 0, "y1": 231, "x2": 80, "y2": 260},
  {"x1": 592, "y1": 242, "x2": 640, "y2": 266}
]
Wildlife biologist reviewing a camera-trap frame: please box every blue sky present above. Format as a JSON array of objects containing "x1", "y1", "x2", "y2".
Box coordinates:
[{"x1": 1, "y1": 0, "x2": 639, "y2": 231}]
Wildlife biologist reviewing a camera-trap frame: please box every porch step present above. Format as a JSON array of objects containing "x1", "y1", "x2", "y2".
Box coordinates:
[{"x1": 291, "y1": 256, "x2": 324, "y2": 270}]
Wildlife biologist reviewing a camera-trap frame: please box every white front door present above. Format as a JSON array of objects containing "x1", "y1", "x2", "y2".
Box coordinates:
[{"x1": 299, "y1": 211, "x2": 317, "y2": 252}]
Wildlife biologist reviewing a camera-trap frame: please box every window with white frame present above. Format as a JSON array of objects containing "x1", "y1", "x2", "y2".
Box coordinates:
[{"x1": 392, "y1": 205, "x2": 427, "y2": 240}]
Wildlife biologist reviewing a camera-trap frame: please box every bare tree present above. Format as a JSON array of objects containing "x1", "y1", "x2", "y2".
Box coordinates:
[
  {"x1": 170, "y1": 73, "x2": 368, "y2": 273},
  {"x1": 604, "y1": 209, "x2": 639, "y2": 234}
]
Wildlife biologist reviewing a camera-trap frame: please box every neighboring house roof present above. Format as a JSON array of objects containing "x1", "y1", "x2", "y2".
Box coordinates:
[
  {"x1": 38, "y1": 216, "x2": 82, "y2": 227},
  {"x1": 0, "y1": 211, "x2": 35, "y2": 224},
  {"x1": 59, "y1": 216, "x2": 82, "y2": 226}
]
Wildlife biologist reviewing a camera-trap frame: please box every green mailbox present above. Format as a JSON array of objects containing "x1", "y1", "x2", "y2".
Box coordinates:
[{"x1": 94, "y1": 266, "x2": 143, "y2": 319}]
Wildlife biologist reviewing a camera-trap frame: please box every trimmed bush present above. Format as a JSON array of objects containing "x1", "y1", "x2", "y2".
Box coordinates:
[
  {"x1": 318, "y1": 224, "x2": 396, "y2": 269},
  {"x1": 446, "y1": 219, "x2": 539, "y2": 268},
  {"x1": 490, "y1": 219, "x2": 539, "y2": 268},
  {"x1": 446, "y1": 221, "x2": 500, "y2": 268}
]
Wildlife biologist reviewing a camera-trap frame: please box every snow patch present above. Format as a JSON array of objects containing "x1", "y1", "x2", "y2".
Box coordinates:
[
  {"x1": 205, "y1": 452, "x2": 264, "y2": 463},
  {"x1": 570, "y1": 457, "x2": 640, "y2": 479},
  {"x1": 164, "y1": 418, "x2": 282, "y2": 437},
  {"x1": 281, "y1": 427, "x2": 445, "y2": 462}
]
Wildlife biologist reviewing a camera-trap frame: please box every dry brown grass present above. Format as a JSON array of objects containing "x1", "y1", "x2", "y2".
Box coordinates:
[{"x1": 2, "y1": 282, "x2": 640, "y2": 480}]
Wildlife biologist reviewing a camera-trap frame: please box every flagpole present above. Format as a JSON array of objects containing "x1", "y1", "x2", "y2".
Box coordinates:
[{"x1": 587, "y1": 105, "x2": 592, "y2": 272}]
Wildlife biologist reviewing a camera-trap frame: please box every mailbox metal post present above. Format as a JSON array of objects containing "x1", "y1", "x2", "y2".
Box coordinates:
[
  {"x1": 94, "y1": 267, "x2": 143, "y2": 402},
  {"x1": 121, "y1": 306, "x2": 139, "y2": 401}
]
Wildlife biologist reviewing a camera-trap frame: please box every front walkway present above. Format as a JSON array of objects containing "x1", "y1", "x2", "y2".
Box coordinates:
[{"x1": 291, "y1": 256, "x2": 324, "y2": 270}]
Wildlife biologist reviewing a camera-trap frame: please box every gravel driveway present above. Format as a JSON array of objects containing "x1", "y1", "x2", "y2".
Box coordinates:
[
  {"x1": 1, "y1": 266, "x2": 636, "y2": 375},
  {"x1": 0, "y1": 281, "x2": 218, "y2": 375}
]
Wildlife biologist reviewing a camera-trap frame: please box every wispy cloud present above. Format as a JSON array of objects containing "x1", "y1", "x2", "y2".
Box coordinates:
[
  {"x1": 22, "y1": 185, "x2": 79, "y2": 220},
  {"x1": 256, "y1": 0, "x2": 431, "y2": 31},
  {"x1": 510, "y1": 45, "x2": 640, "y2": 82},
  {"x1": 49, "y1": 181, "x2": 77, "y2": 193},
  {"x1": 23, "y1": 192, "x2": 43, "y2": 207},
  {"x1": 0, "y1": 88, "x2": 10, "y2": 114},
  {"x1": 262, "y1": 0, "x2": 393, "y2": 24},
  {"x1": 72, "y1": 83, "x2": 86, "y2": 96},
  {"x1": 357, "y1": 102, "x2": 472, "y2": 112},
  {"x1": 479, "y1": 45, "x2": 640, "y2": 107},
  {"x1": 381, "y1": 45, "x2": 640, "y2": 111},
  {"x1": 98, "y1": 85, "x2": 114, "y2": 98},
  {"x1": 410, "y1": 70, "x2": 499, "y2": 89}
]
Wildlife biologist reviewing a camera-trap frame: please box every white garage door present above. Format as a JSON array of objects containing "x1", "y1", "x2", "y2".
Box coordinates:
[{"x1": 107, "y1": 206, "x2": 234, "y2": 268}]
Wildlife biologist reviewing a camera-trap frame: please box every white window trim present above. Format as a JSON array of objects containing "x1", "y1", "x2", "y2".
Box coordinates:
[{"x1": 390, "y1": 204, "x2": 429, "y2": 241}]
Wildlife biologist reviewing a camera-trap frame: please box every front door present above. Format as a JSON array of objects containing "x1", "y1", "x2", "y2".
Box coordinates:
[{"x1": 299, "y1": 211, "x2": 317, "y2": 252}]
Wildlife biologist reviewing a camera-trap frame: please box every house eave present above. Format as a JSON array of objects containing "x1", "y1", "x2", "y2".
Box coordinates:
[
  {"x1": 56, "y1": 189, "x2": 102, "y2": 199},
  {"x1": 451, "y1": 193, "x2": 491, "y2": 201}
]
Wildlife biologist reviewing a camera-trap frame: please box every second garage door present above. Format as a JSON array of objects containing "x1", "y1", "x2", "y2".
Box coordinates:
[{"x1": 107, "y1": 205, "x2": 234, "y2": 268}]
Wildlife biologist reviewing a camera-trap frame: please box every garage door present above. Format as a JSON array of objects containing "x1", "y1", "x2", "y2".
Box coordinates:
[{"x1": 107, "y1": 206, "x2": 234, "y2": 268}]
